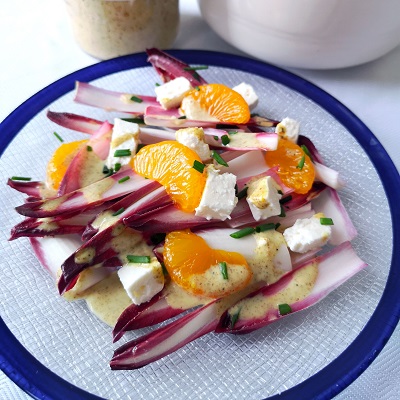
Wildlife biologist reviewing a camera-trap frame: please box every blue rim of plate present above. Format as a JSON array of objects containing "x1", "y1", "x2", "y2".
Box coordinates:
[{"x1": 0, "y1": 50, "x2": 399, "y2": 400}]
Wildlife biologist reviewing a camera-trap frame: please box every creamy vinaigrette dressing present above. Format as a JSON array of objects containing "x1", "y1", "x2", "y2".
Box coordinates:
[{"x1": 79, "y1": 151, "x2": 106, "y2": 188}]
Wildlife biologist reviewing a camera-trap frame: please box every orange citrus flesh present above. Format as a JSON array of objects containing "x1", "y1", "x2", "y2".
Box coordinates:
[
  {"x1": 46, "y1": 140, "x2": 88, "y2": 190},
  {"x1": 182, "y1": 83, "x2": 251, "y2": 124},
  {"x1": 264, "y1": 139, "x2": 315, "y2": 194},
  {"x1": 163, "y1": 230, "x2": 252, "y2": 298},
  {"x1": 132, "y1": 141, "x2": 207, "y2": 212}
]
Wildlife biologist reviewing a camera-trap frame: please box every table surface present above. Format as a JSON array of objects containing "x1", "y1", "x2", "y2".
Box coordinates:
[{"x1": 1, "y1": 1, "x2": 399, "y2": 399}]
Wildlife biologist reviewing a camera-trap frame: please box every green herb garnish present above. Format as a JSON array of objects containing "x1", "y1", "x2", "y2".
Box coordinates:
[
  {"x1": 114, "y1": 149, "x2": 132, "y2": 157},
  {"x1": 255, "y1": 223, "x2": 276, "y2": 233},
  {"x1": 221, "y1": 135, "x2": 230, "y2": 146},
  {"x1": 236, "y1": 186, "x2": 248, "y2": 200},
  {"x1": 230, "y1": 307, "x2": 242, "y2": 329},
  {"x1": 130, "y1": 95, "x2": 143, "y2": 103},
  {"x1": 278, "y1": 303, "x2": 292, "y2": 316},
  {"x1": 279, "y1": 205, "x2": 286, "y2": 218},
  {"x1": 114, "y1": 162, "x2": 122, "y2": 172},
  {"x1": 86, "y1": 145, "x2": 93, "y2": 152},
  {"x1": 53, "y1": 131, "x2": 64, "y2": 142},
  {"x1": 183, "y1": 65, "x2": 209, "y2": 71},
  {"x1": 11, "y1": 176, "x2": 31, "y2": 181},
  {"x1": 118, "y1": 176, "x2": 130, "y2": 184},
  {"x1": 122, "y1": 117, "x2": 144, "y2": 124},
  {"x1": 296, "y1": 154, "x2": 305, "y2": 170},
  {"x1": 230, "y1": 227, "x2": 256, "y2": 239},
  {"x1": 320, "y1": 217, "x2": 334, "y2": 225},
  {"x1": 178, "y1": 115, "x2": 187, "y2": 120},
  {"x1": 193, "y1": 160, "x2": 205, "y2": 173},
  {"x1": 127, "y1": 255, "x2": 151, "y2": 263},
  {"x1": 112, "y1": 207, "x2": 125, "y2": 216},
  {"x1": 219, "y1": 262, "x2": 228, "y2": 280},
  {"x1": 301, "y1": 144, "x2": 312, "y2": 160},
  {"x1": 211, "y1": 151, "x2": 229, "y2": 167},
  {"x1": 279, "y1": 195, "x2": 292, "y2": 205}
]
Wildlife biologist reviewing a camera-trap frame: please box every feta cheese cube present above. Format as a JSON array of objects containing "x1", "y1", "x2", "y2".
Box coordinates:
[
  {"x1": 155, "y1": 77, "x2": 193, "y2": 109},
  {"x1": 175, "y1": 127, "x2": 211, "y2": 161},
  {"x1": 106, "y1": 118, "x2": 139, "y2": 169},
  {"x1": 246, "y1": 176, "x2": 282, "y2": 221},
  {"x1": 117, "y1": 257, "x2": 164, "y2": 305},
  {"x1": 195, "y1": 165, "x2": 238, "y2": 220},
  {"x1": 232, "y1": 82, "x2": 258, "y2": 110},
  {"x1": 275, "y1": 117, "x2": 300, "y2": 143},
  {"x1": 283, "y1": 214, "x2": 332, "y2": 253}
]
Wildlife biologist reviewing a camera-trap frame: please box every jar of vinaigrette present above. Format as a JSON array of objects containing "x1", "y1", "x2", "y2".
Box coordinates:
[{"x1": 65, "y1": 0, "x2": 179, "y2": 59}]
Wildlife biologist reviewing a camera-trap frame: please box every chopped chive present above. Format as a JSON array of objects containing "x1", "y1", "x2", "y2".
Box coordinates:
[
  {"x1": 195, "y1": 86, "x2": 200, "y2": 91},
  {"x1": 161, "y1": 262, "x2": 168, "y2": 276},
  {"x1": 279, "y1": 195, "x2": 292, "y2": 204},
  {"x1": 102, "y1": 165, "x2": 110, "y2": 174},
  {"x1": 127, "y1": 255, "x2": 151, "y2": 263},
  {"x1": 221, "y1": 135, "x2": 230, "y2": 146},
  {"x1": 193, "y1": 160, "x2": 205, "y2": 173},
  {"x1": 227, "y1": 130, "x2": 238, "y2": 135},
  {"x1": 230, "y1": 307, "x2": 242, "y2": 329},
  {"x1": 277, "y1": 190, "x2": 283, "y2": 195},
  {"x1": 53, "y1": 131, "x2": 64, "y2": 142},
  {"x1": 275, "y1": 223, "x2": 281, "y2": 230},
  {"x1": 250, "y1": 113, "x2": 260, "y2": 118},
  {"x1": 296, "y1": 154, "x2": 305, "y2": 170},
  {"x1": 192, "y1": 71, "x2": 201, "y2": 80},
  {"x1": 219, "y1": 262, "x2": 228, "y2": 280},
  {"x1": 136, "y1": 143, "x2": 146, "y2": 152},
  {"x1": 320, "y1": 217, "x2": 334, "y2": 225},
  {"x1": 255, "y1": 223, "x2": 276, "y2": 233},
  {"x1": 178, "y1": 115, "x2": 187, "y2": 119},
  {"x1": 114, "y1": 162, "x2": 122, "y2": 172},
  {"x1": 112, "y1": 207, "x2": 125, "y2": 216},
  {"x1": 155, "y1": 82, "x2": 161, "y2": 87},
  {"x1": 301, "y1": 144, "x2": 312, "y2": 160},
  {"x1": 150, "y1": 232, "x2": 166, "y2": 245},
  {"x1": 183, "y1": 65, "x2": 209, "y2": 71},
  {"x1": 236, "y1": 186, "x2": 248, "y2": 200},
  {"x1": 11, "y1": 176, "x2": 31, "y2": 181},
  {"x1": 230, "y1": 227, "x2": 256, "y2": 239},
  {"x1": 114, "y1": 149, "x2": 131, "y2": 157},
  {"x1": 118, "y1": 176, "x2": 130, "y2": 184},
  {"x1": 211, "y1": 151, "x2": 229, "y2": 167},
  {"x1": 86, "y1": 145, "x2": 93, "y2": 152},
  {"x1": 122, "y1": 117, "x2": 144, "y2": 124},
  {"x1": 279, "y1": 205, "x2": 286, "y2": 217},
  {"x1": 130, "y1": 95, "x2": 143, "y2": 103},
  {"x1": 278, "y1": 303, "x2": 292, "y2": 316},
  {"x1": 213, "y1": 135, "x2": 219, "y2": 141}
]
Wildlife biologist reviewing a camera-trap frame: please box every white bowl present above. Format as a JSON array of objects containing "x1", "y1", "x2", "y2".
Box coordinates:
[{"x1": 198, "y1": 0, "x2": 400, "y2": 69}]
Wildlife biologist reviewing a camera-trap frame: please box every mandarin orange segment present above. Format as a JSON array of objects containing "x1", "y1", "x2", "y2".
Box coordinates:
[
  {"x1": 133, "y1": 141, "x2": 207, "y2": 212},
  {"x1": 163, "y1": 230, "x2": 252, "y2": 298},
  {"x1": 46, "y1": 140, "x2": 88, "y2": 190},
  {"x1": 264, "y1": 139, "x2": 315, "y2": 194},
  {"x1": 182, "y1": 83, "x2": 251, "y2": 124}
]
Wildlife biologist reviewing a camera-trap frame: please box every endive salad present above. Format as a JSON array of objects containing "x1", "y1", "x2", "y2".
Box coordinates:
[{"x1": 8, "y1": 49, "x2": 366, "y2": 370}]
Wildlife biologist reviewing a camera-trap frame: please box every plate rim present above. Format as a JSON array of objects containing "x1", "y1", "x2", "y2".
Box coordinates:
[{"x1": 0, "y1": 49, "x2": 399, "y2": 400}]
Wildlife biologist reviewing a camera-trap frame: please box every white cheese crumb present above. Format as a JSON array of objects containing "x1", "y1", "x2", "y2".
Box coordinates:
[
  {"x1": 155, "y1": 77, "x2": 193, "y2": 109},
  {"x1": 232, "y1": 82, "x2": 258, "y2": 110},
  {"x1": 117, "y1": 257, "x2": 164, "y2": 305},
  {"x1": 175, "y1": 127, "x2": 211, "y2": 161},
  {"x1": 275, "y1": 117, "x2": 300, "y2": 143},
  {"x1": 283, "y1": 214, "x2": 332, "y2": 253},
  {"x1": 195, "y1": 165, "x2": 238, "y2": 220},
  {"x1": 106, "y1": 118, "x2": 139, "y2": 169},
  {"x1": 246, "y1": 176, "x2": 282, "y2": 221}
]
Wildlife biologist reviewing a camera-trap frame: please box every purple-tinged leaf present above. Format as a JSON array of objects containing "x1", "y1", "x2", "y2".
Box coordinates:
[{"x1": 47, "y1": 110, "x2": 103, "y2": 135}]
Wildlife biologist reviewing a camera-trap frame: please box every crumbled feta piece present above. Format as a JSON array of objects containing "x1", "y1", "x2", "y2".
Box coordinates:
[
  {"x1": 195, "y1": 165, "x2": 237, "y2": 220},
  {"x1": 232, "y1": 82, "x2": 258, "y2": 110},
  {"x1": 275, "y1": 117, "x2": 300, "y2": 143},
  {"x1": 283, "y1": 214, "x2": 332, "y2": 253},
  {"x1": 106, "y1": 118, "x2": 139, "y2": 169},
  {"x1": 117, "y1": 257, "x2": 164, "y2": 305},
  {"x1": 155, "y1": 77, "x2": 193, "y2": 109},
  {"x1": 175, "y1": 127, "x2": 211, "y2": 161},
  {"x1": 180, "y1": 96, "x2": 219, "y2": 122},
  {"x1": 246, "y1": 176, "x2": 282, "y2": 221}
]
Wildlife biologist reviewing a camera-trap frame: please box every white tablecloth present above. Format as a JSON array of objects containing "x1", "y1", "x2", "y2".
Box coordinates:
[{"x1": 1, "y1": 1, "x2": 399, "y2": 399}]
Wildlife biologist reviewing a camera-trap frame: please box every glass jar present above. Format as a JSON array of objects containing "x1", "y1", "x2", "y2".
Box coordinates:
[{"x1": 65, "y1": 0, "x2": 180, "y2": 60}]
